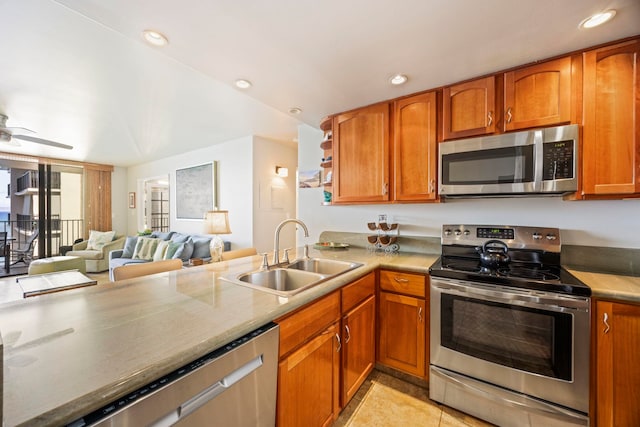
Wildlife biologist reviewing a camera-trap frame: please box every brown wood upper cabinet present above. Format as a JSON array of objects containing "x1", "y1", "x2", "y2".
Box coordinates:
[
  {"x1": 442, "y1": 76, "x2": 497, "y2": 140},
  {"x1": 504, "y1": 56, "x2": 573, "y2": 131},
  {"x1": 333, "y1": 102, "x2": 390, "y2": 203},
  {"x1": 393, "y1": 92, "x2": 438, "y2": 202},
  {"x1": 582, "y1": 39, "x2": 640, "y2": 197}
]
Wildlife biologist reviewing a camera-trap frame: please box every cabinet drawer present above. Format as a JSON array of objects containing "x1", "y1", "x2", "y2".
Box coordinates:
[
  {"x1": 379, "y1": 270, "x2": 426, "y2": 298},
  {"x1": 276, "y1": 291, "x2": 340, "y2": 358},
  {"x1": 342, "y1": 272, "x2": 375, "y2": 313}
]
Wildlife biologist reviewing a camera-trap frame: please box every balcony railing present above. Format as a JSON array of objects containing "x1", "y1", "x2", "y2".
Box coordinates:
[{"x1": 0, "y1": 219, "x2": 84, "y2": 257}]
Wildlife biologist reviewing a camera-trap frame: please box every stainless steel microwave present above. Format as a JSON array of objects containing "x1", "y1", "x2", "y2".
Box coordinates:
[{"x1": 438, "y1": 124, "x2": 578, "y2": 197}]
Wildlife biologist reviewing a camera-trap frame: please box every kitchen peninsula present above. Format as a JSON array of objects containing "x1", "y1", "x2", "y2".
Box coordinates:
[{"x1": 0, "y1": 247, "x2": 436, "y2": 426}]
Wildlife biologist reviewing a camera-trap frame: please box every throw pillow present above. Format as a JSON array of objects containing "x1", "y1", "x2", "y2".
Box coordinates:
[
  {"x1": 121, "y1": 236, "x2": 138, "y2": 258},
  {"x1": 164, "y1": 241, "x2": 183, "y2": 260},
  {"x1": 170, "y1": 233, "x2": 189, "y2": 244},
  {"x1": 153, "y1": 240, "x2": 170, "y2": 261},
  {"x1": 150, "y1": 231, "x2": 175, "y2": 241},
  {"x1": 86, "y1": 230, "x2": 116, "y2": 250},
  {"x1": 173, "y1": 238, "x2": 194, "y2": 261},
  {"x1": 191, "y1": 236, "x2": 212, "y2": 259},
  {"x1": 132, "y1": 237, "x2": 159, "y2": 261}
]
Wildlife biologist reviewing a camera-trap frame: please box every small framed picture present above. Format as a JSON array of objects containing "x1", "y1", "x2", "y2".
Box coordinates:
[{"x1": 128, "y1": 192, "x2": 136, "y2": 209}]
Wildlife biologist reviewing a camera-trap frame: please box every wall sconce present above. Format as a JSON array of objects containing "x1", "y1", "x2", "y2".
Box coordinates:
[{"x1": 275, "y1": 166, "x2": 289, "y2": 177}]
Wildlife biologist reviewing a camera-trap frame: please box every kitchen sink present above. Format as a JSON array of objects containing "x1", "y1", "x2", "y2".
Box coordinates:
[
  {"x1": 286, "y1": 258, "x2": 363, "y2": 276},
  {"x1": 236, "y1": 268, "x2": 327, "y2": 296},
  {"x1": 221, "y1": 257, "x2": 364, "y2": 297}
]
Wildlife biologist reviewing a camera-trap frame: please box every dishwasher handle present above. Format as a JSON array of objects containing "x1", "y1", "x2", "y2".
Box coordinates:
[{"x1": 152, "y1": 355, "x2": 264, "y2": 426}]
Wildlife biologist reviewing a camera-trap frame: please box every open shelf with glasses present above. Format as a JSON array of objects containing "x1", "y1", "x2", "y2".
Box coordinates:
[{"x1": 320, "y1": 116, "x2": 333, "y2": 205}]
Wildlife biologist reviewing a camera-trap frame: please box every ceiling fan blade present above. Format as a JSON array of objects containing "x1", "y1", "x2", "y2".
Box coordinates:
[
  {"x1": 5, "y1": 126, "x2": 36, "y2": 135},
  {"x1": 12, "y1": 134, "x2": 73, "y2": 150}
]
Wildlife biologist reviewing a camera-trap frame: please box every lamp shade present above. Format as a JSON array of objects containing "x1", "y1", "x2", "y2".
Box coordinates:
[{"x1": 204, "y1": 210, "x2": 232, "y2": 235}]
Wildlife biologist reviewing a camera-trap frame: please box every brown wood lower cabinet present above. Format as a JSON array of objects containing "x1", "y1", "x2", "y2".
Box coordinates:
[
  {"x1": 275, "y1": 271, "x2": 376, "y2": 426},
  {"x1": 277, "y1": 321, "x2": 340, "y2": 427},
  {"x1": 342, "y1": 294, "x2": 376, "y2": 405},
  {"x1": 377, "y1": 270, "x2": 428, "y2": 379},
  {"x1": 378, "y1": 292, "x2": 426, "y2": 378},
  {"x1": 595, "y1": 300, "x2": 640, "y2": 427}
]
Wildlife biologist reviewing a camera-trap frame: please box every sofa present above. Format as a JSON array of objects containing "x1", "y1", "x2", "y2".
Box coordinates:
[
  {"x1": 108, "y1": 231, "x2": 228, "y2": 281},
  {"x1": 66, "y1": 231, "x2": 126, "y2": 273}
]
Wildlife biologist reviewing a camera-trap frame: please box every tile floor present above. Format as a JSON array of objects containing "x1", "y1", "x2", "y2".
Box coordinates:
[{"x1": 336, "y1": 370, "x2": 493, "y2": 427}]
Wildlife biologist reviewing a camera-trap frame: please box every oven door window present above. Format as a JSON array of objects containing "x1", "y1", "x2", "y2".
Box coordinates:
[
  {"x1": 441, "y1": 145, "x2": 534, "y2": 185},
  {"x1": 441, "y1": 294, "x2": 572, "y2": 381}
]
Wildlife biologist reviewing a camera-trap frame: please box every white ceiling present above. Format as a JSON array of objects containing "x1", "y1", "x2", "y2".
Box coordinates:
[{"x1": 0, "y1": 0, "x2": 638, "y2": 167}]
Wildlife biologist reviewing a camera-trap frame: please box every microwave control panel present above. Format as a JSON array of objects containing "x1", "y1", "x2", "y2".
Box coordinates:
[{"x1": 542, "y1": 140, "x2": 574, "y2": 180}]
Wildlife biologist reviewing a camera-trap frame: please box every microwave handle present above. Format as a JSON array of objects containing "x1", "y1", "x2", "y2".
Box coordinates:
[{"x1": 533, "y1": 130, "x2": 544, "y2": 192}]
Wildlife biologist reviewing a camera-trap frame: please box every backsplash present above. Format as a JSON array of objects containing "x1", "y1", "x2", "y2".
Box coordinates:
[
  {"x1": 562, "y1": 245, "x2": 640, "y2": 276},
  {"x1": 318, "y1": 231, "x2": 640, "y2": 276}
]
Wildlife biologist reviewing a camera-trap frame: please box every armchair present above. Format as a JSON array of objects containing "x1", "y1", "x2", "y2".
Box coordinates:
[{"x1": 66, "y1": 234, "x2": 126, "y2": 273}]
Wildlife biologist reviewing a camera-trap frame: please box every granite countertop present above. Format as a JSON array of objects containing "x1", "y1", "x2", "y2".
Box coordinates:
[
  {"x1": 1, "y1": 245, "x2": 637, "y2": 426},
  {"x1": 0, "y1": 247, "x2": 438, "y2": 426},
  {"x1": 566, "y1": 268, "x2": 640, "y2": 304}
]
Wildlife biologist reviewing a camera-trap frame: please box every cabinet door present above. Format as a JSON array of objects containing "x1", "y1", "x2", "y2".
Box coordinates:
[
  {"x1": 333, "y1": 103, "x2": 390, "y2": 203},
  {"x1": 342, "y1": 295, "x2": 376, "y2": 406},
  {"x1": 393, "y1": 92, "x2": 438, "y2": 201},
  {"x1": 583, "y1": 40, "x2": 640, "y2": 196},
  {"x1": 504, "y1": 56, "x2": 572, "y2": 131},
  {"x1": 277, "y1": 322, "x2": 340, "y2": 427},
  {"x1": 378, "y1": 291, "x2": 426, "y2": 378},
  {"x1": 596, "y1": 301, "x2": 640, "y2": 427},
  {"x1": 443, "y1": 76, "x2": 496, "y2": 139}
]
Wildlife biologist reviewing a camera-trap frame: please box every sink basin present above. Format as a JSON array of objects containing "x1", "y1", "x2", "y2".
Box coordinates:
[
  {"x1": 221, "y1": 257, "x2": 364, "y2": 297},
  {"x1": 230, "y1": 268, "x2": 329, "y2": 296},
  {"x1": 286, "y1": 258, "x2": 363, "y2": 276}
]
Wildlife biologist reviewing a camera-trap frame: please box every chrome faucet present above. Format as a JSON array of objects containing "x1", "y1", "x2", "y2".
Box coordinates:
[{"x1": 273, "y1": 219, "x2": 309, "y2": 265}]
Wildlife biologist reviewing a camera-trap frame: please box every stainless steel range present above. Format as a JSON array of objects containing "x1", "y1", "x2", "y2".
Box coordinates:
[{"x1": 429, "y1": 225, "x2": 591, "y2": 427}]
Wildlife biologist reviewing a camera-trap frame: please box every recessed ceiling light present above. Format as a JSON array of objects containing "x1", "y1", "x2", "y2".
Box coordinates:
[
  {"x1": 389, "y1": 74, "x2": 408, "y2": 85},
  {"x1": 235, "y1": 79, "x2": 252, "y2": 89},
  {"x1": 288, "y1": 107, "x2": 302, "y2": 115},
  {"x1": 580, "y1": 10, "x2": 616, "y2": 29},
  {"x1": 142, "y1": 29, "x2": 169, "y2": 46}
]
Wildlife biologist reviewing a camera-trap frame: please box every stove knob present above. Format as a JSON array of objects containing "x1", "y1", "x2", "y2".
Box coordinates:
[
  {"x1": 454, "y1": 229, "x2": 462, "y2": 236},
  {"x1": 444, "y1": 229, "x2": 452, "y2": 236},
  {"x1": 546, "y1": 233, "x2": 557, "y2": 240},
  {"x1": 532, "y1": 232, "x2": 542, "y2": 240},
  {"x1": 463, "y1": 229, "x2": 470, "y2": 236}
]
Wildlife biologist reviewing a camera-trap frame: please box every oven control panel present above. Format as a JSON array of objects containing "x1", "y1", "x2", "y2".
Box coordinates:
[{"x1": 442, "y1": 224, "x2": 560, "y2": 252}]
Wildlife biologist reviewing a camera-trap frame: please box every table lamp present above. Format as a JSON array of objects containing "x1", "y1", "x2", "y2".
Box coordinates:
[{"x1": 204, "y1": 210, "x2": 231, "y2": 261}]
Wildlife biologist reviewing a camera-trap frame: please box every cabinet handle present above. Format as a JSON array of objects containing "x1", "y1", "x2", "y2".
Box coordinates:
[
  {"x1": 382, "y1": 182, "x2": 389, "y2": 195},
  {"x1": 603, "y1": 312, "x2": 610, "y2": 334},
  {"x1": 487, "y1": 111, "x2": 493, "y2": 127},
  {"x1": 344, "y1": 325, "x2": 351, "y2": 343},
  {"x1": 418, "y1": 307, "x2": 423, "y2": 323},
  {"x1": 506, "y1": 107, "x2": 513, "y2": 124},
  {"x1": 394, "y1": 277, "x2": 409, "y2": 284},
  {"x1": 335, "y1": 333, "x2": 341, "y2": 352},
  {"x1": 429, "y1": 179, "x2": 436, "y2": 193}
]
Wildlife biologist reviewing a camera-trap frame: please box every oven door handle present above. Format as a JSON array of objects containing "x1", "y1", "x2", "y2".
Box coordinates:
[{"x1": 431, "y1": 279, "x2": 589, "y2": 312}]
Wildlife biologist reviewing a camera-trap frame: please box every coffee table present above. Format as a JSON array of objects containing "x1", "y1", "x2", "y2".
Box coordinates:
[{"x1": 17, "y1": 269, "x2": 97, "y2": 298}]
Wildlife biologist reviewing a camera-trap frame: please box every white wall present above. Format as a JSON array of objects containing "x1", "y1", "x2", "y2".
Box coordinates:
[
  {"x1": 252, "y1": 136, "x2": 298, "y2": 253},
  {"x1": 297, "y1": 124, "x2": 640, "y2": 249},
  {"x1": 123, "y1": 136, "x2": 254, "y2": 249},
  {"x1": 116, "y1": 135, "x2": 298, "y2": 253}
]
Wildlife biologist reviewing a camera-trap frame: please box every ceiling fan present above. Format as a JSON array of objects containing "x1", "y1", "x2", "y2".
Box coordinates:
[{"x1": 0, "y1": 114, "x2": 73, "y2": 150}]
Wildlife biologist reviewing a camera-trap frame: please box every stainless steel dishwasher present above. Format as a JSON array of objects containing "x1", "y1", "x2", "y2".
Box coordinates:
[{"x1": 67, "y1": 323, "x2": 279, "y2": 427}]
